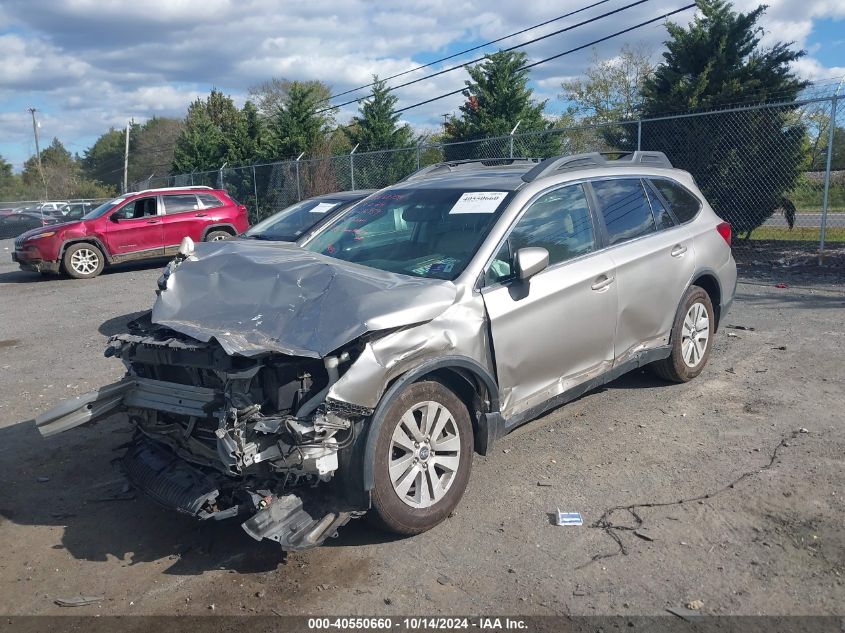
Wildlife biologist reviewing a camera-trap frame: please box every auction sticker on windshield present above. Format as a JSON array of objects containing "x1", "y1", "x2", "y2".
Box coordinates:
[
  {"x1": 449, "y1": 191, "x2": 508, "y2": 214},
  {"x1": 310, "y1": 202, "x2": 339, "y2": 214}
]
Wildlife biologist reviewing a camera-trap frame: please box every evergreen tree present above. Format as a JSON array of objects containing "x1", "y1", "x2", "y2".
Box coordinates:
[
  {"x1": 345, "y1": 76, "x2": 415, "y2": 186},
  {"x1": 444, "y1": 51, "x2": 555, "y2": 160},
  {"x1": 261, "y1": 81, "x2": 336, "y2": 161},
  {"x1": 172, "y1": 89, "x2": 249, "y2": 174},
  {"x1": 639, "y1": 0, "x2": 808, "y2": 237}
]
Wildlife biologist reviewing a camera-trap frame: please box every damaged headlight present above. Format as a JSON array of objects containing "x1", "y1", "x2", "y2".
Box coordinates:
[{"x1": 157, "y1": 237, "x2": 198, "y2": 293}]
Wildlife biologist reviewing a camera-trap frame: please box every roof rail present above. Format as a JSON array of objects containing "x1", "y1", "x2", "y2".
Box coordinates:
[
  {"x1": 521, "y1": 151, "x2": 672, "y2": 183},
  {"x1": 133, "y1": 185, "x2": 214, "y2": 195},
  {"x1": 403, "y1": 157, "x2": 540, "y2": 182}
]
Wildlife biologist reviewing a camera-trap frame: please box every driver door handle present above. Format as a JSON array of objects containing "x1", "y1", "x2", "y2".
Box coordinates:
[
  {"x1": 591, "y1": 274, "x2": 615, "y2": 291},
  {"x1": 146, "y1": 219, "x2": 159, "y2": 224},
  {"x1": 195, "y1": 213, "x2": 206, "y2": 217},
  {"x1": 671, "y1": 244, "x2": 688, "y2": 257}
]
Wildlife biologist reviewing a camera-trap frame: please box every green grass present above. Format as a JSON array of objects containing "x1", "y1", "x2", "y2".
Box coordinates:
[{"x1": 747, "y1": 226, "x2": 845, "y2": 242}]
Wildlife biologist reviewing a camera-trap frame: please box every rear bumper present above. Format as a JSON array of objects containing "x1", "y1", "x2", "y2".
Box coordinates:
[{"x1": 717, "y1": 255, "x2": 738, "y2": 328}]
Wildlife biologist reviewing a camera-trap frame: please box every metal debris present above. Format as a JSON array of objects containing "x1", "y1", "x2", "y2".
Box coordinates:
[
  {"x1": 54, "y1": 595, "x2": 104, "y2": 607},
  {"x1": 556, "y1": 510, "x2": 583, "y2": 526}
]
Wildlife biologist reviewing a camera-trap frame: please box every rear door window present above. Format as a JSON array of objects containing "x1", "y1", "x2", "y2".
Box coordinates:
[
  {"x1": 591, "y1": 178, "x2": 656, "y2": 245},
  {"x1": 163, "y1": 194, "x2": 200, "y2": 214},
  {"x1": 650, "y1": 179, "x2": 701, "y2": 223}
]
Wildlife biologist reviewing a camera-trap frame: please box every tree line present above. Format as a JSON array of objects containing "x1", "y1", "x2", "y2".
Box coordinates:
[{"x1": 1, "y1": 0, "x2": 842, "y2": 234}]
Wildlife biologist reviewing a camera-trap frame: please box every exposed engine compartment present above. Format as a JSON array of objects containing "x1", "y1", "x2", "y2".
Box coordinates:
[{"x1": 37, "y1": 312, "x2": 374, "y2": 549}]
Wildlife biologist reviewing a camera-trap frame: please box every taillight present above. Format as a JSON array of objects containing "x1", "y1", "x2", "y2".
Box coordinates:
[
  {"x1": 238, "y1": 204, "x2": 247, "y2": 215},
  {"x1": 716, "y1": 221, "x2": 731, "y2": 247}
]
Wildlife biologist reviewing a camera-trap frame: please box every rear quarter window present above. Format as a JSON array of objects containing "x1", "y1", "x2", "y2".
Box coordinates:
[
  {"x1": 197, "y1": 193, "x2": 224, "y2": 208},
  {"x1": 650, "y1": 179, "x2": 701, "y2": 224}
]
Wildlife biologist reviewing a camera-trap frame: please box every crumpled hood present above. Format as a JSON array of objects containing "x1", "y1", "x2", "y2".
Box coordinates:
[{"x1": 152, "y1": 240, "x2": 458, "y2": 358}]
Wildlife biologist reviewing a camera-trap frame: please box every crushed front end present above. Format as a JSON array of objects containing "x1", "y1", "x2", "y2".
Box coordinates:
[{"x1": 36, "y1": 313, "x2": 372, "y2": 550}]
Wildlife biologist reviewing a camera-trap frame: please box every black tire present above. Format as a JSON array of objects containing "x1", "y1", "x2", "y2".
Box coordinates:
[
  {"x1": 62, "y1": 242, "x2": 105, "y2": 279},
  {"x1": 205, "y1": 230, "x2": 232, "y2": 242},
  {"x1": 652, "y1": 285, "x2": 715, "y2": 383},
  {"x1": 369, "y1": 380, "x2": 473, "y2": 535}
]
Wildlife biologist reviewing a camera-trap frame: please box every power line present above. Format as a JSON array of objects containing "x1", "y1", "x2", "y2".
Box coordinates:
[
  {"x1": 322, "y1": 0, "x2": 616, "y2": 104},
  {"x1": 317, "y1": 0, "x2": 654, "y2": 115},
  {"x1": 395, "y1": 4, "x2": 697, "y2": 115}
]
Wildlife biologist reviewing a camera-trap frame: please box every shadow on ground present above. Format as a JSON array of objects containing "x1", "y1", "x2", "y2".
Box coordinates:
[{"x1": 0, "y1": 259, "x2": 168, "y2": 285}]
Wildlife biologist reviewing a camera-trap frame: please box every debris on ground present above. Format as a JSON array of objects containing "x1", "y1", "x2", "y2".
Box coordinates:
[
  {"x1": 667, "y1": 606, "x2": 702, "y2": 621},
  {"x1": 633, "y1": 528, "x2": 655, "y2": 542},
  {"x1": 537, "y1": 481, "x2": 553, "y2": 487},
  {"x1": 54, "y1": 595, "x2": 104, "y2": 607},
  {"x1": 36, "y1": 476, "x2": 50, "y2": 483},
  {"x1": 86, "y1": 492, "x2": 137, "y2": 502},
  {"x1": 799, "y1": 428, "x2": 809, "y2": 434},
  {"x1": 686, "y1": 599, "x2": 705, "y2": 610},
  {"x1": 556, "y1": 510, "x2": 583, "y2": 526},
  {"x1": 727, "y1": 324, "x2": 756, "y2": 331},
  {"x1": 774, "y1": 282, "x2": 789, "y2": 288},
  {"x1": 727, "y1": 332, "x2": 740, "y2": 338}
]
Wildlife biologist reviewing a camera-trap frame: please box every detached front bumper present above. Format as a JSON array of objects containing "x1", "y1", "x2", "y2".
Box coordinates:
[
  {"x1": 35, "y1": 377, "x2": 365, "y2": 550},
  {"x1": 121, "y1": 437, "x2": 361, "y2": 550},
  {"x1": 12, "y1": 249, "x2": 61, "y2": 274}
]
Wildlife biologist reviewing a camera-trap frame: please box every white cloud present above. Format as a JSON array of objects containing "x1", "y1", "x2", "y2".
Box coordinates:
[{"x1": 1, "y1": 0, "x2": 844, "y2": 169}]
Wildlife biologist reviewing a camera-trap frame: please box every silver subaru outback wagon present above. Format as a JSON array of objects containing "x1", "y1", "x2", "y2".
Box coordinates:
[{"x1": 36, "y1": 152, "x2": 736, "y2": 549}]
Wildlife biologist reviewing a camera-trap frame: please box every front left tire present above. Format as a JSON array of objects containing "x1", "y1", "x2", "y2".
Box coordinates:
[
  {"x1": 369, "y1": 380, "x2": 473, "y2": 535},
  {"x1": 63, "y1": 242, "x2": 105, "y2": 279}
]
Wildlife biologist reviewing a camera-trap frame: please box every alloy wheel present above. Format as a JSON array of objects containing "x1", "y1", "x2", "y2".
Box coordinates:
[
  {"x1": 681, "y1": 301, "x2": 710, "y2": 368},
  {"x1": 70, "y1": 248, "x2": 99, "y2": 276},
  {"x1": 389, "y1": 401, "x2": 461, "y2": 509}
]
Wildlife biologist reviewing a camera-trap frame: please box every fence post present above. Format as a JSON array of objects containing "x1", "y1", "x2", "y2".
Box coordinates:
[
  {"x1": 252, "y1": 164, "x2": 259, "y2": 220},
  {"x1": 295, "y1": 152, "x2": 304, "y2": 201},
  {"x1": 218, "y1": 162, "x2": 227, "y2": 189},
  {"x1": 349, "y1": 144, "x2": 359, "y2": 190},
  {"x1": 509, "y1": 120, "x2": 522, "y2": 158},
  {"x1": 819, "y1": 94, "x2": 838, "y2": 264},
  {"x1": 416, "y1": 144, "x2": 421, "y2": 171},
  {"x1": 637, "y1": 120, "x2": 642, "y2": 151}
]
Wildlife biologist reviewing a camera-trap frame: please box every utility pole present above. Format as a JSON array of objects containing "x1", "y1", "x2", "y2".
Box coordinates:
[
  {"x1": 441, "y1": 113, "x2": 450, "y2": 130},
  {"x1": 28, "y1": 107, "x2": 47, "y2": 200},
  {"x1": 123, "y1": 120, "x2": 131, "y2": 193}
]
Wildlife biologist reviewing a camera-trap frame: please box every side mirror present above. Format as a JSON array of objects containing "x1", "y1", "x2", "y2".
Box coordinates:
[
  {"x1": 110, "y1": 213, "x2": 120, "y2": 223},
  {"x1": 514, "y1": 247, "x2": 549, "y2": 281}
]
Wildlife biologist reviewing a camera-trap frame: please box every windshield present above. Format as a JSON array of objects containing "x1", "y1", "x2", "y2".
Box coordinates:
[
  {"x1": 82, "y1": 197, "x2": 128, "y2": 220},
  {"x1": 303, "y1": 188, "x2": 513, "y2": 280},
  {"x1": 245, "y1": 198, "x2": 350, "y2": 242}
]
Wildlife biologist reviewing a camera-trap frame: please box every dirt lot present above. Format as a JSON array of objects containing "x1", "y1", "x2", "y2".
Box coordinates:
[{"x1": 0, "y1": 236, "x2": 843, "y2": 618}]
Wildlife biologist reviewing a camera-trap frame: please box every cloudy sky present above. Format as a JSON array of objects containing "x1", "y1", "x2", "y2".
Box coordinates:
[{"x1": 1, "y1": 0, "x2": 843, "y2": 171}]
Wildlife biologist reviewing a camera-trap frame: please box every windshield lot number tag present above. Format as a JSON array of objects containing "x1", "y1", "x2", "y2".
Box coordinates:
[
  {"x1": 449, "y1": 191, "x2": 508, "y2": 214},
  {"x1": 310, "y1": 202, "x2": 338, "y2": 214}
]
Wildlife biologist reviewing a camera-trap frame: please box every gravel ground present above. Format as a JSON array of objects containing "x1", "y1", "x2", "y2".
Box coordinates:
[{"x1": 0, "y1": 236, "x2": 843, "y2": 617}]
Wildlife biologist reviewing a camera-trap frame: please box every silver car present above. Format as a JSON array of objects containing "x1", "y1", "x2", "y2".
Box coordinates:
[{"x1": 36, "y1": 152, "x2": 736, "y2": 549}]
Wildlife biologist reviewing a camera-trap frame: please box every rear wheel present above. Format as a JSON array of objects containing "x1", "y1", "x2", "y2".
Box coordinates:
[
  {"x1": 205, "y1": 230, "x2": 232, "y2": 242},
  {"x1": 369, "y1": 380, "x2": 473, "y2": 535},
  {"x1": 63, "y1": 243, "x2": 105, "y2": 279},
  {"x1": 652, "y1": 285, "x2": 714, "y2": 382}
]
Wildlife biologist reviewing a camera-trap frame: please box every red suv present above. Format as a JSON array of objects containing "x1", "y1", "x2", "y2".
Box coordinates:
[{"x1": 12, "y1": 187, "x2": 249, "y2": 278}]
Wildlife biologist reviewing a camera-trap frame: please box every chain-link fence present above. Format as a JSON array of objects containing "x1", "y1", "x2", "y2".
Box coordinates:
[{"x1": 120, "y1": 91, "x2": 842, "y2": 265}]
